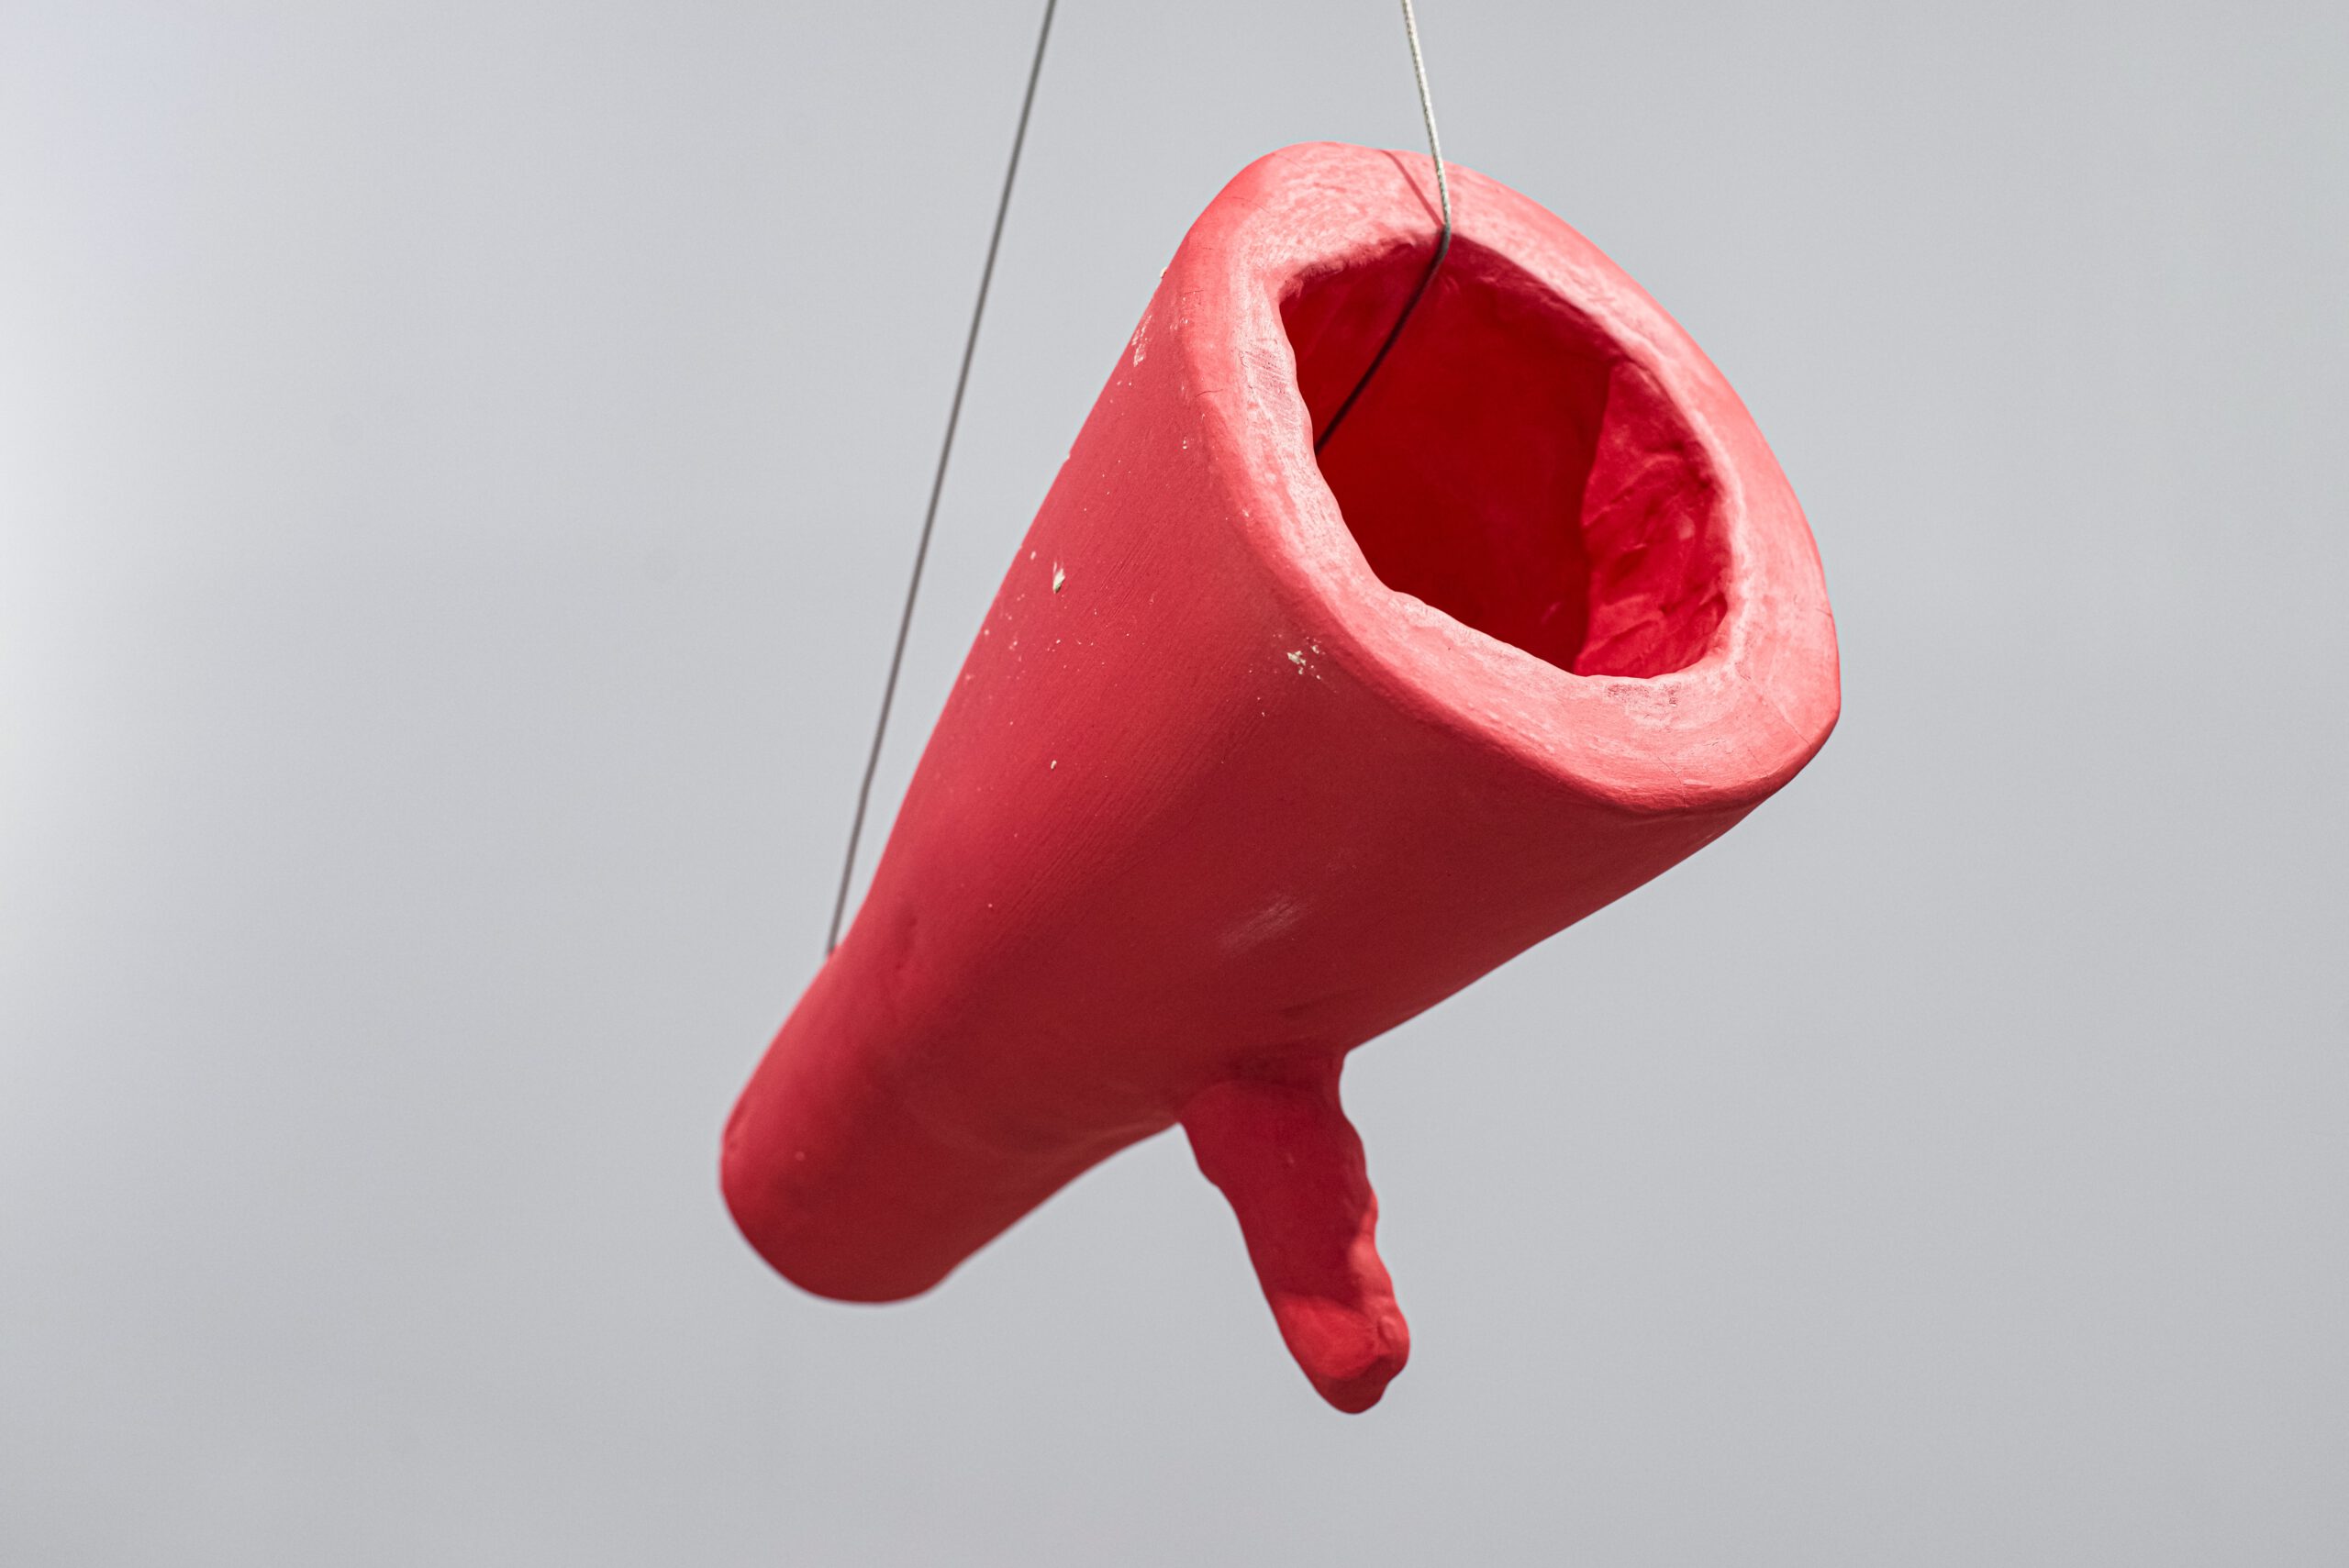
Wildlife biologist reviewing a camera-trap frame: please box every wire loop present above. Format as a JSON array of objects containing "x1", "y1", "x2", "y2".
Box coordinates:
[{"x1": 1315, "y1": 0, "x2": 1452, "y2": 453}]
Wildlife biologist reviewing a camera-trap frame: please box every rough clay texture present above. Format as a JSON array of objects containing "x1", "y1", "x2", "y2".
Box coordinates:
[{"x1": 723, "y1": 143, "x2": 1841, "y2": 1413}]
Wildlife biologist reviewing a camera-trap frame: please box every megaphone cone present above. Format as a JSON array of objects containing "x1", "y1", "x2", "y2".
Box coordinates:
[{"x1": 724, "y1": 143, "x2": 1839, "y2": 1411}]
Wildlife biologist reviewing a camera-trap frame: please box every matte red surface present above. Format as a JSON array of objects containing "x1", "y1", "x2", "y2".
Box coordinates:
[{"x1": 724, "y1": 143, "x2": 1840, "y2": 1411}]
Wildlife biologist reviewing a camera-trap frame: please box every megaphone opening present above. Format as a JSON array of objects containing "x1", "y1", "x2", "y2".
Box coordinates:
[{"x1": 1286, "y1": 235, "x2": 1731, "y2": 680}]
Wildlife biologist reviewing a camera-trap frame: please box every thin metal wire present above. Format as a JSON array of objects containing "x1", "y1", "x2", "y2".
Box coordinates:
[
  {"x1": 1315, "y1": 0, "x2": 1452, "y2": 454},
  {"x1": 826, "y1": 0, "x2": 1058, "y2": 955}
]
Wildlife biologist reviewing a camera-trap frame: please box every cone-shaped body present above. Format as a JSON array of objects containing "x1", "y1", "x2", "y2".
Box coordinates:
[{"x1": 724, "y1": 143, "x2": 1839, "y2": 1411}]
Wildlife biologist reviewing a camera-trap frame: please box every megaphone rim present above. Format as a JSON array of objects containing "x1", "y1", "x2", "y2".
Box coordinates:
[{"x1": 1165, "y1": 141, "x2": 1842, "y2": 819}]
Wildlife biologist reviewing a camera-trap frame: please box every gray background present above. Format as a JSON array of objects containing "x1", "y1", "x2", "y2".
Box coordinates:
[{"x1": 4, "y1": 1, "x2": 2343, "y2": 1562}]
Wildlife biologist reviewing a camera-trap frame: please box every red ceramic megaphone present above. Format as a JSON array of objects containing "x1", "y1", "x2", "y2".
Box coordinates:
[{"x1": 725, "y1": 143, "x2": 1838, "y2": 1412}]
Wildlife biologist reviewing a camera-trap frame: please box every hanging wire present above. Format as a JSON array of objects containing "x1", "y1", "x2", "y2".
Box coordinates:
[
  {"x1": 825, "y1": 0, "x2": 1058, "y2": 955},
  {"x1": 1315, "y1": 0, "x2": 1452, "y2": 453},
  {"x1": 825, "y1": 0, "x2": 1442, "y2": 953}
]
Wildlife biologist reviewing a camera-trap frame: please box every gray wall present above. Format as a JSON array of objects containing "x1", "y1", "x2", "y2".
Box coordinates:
[{"x1": 3, "y1": 2, "x2": 2343, "y2": 1562}]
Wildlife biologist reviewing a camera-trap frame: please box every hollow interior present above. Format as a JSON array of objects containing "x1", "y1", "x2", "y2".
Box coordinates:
[{"x1": 1284, "y1": 236, "x2": 1727, "y2": 678}]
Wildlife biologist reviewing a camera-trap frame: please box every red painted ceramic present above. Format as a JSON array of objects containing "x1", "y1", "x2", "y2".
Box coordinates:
[{"x1": 725, "y1": 142, "x2": 1840, "y2": 1412}]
